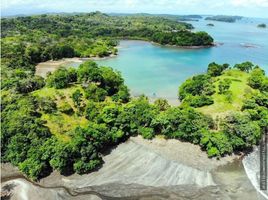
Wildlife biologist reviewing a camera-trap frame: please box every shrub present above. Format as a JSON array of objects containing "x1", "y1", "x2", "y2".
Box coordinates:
[
  {"x1": 73, "y1": 159, "x2": 101, "y2": 174},
  {"x1": 72, "y1": 89, "x2": 83, "y2": 107},
  {"x1": 179, "y1": 74, "x2": 215, "y2": 100},
  {"x1": 207, "y1": 147, "x2": 220, "y2": 158},
  {"x1": 138, "y1": 127, "x2": 155, "y2": 139},
  {"x1": 58, "y1": 102, "x2": 74, "y2": 114},
  {"x1": 222, "y1": 114, "x2": 262, "y2": 150},
  {"x1": 154, "y1": 98, "x2": 171, "y2": 111},
  {"x1": 184, "y1": 95, "x2": 214, "y2": 107},
  {"x1": 37, "y1": 97, "x2": 57, "y2": 113},
  {"x1": 84, "y1": 84, "x2": 108, "y2": 102},
  {"x1": 16, "y1": 76, "x2": 45, "y2": 93},
  {"x1": 225, "y1": 91, "x2": 233, "y2": 103},
  {"x1": 200, "y1": 131, "x2": 233, "y2": 158},
  {"x1": 218, "y1": 78, "x2": 231, "y2": 94}
]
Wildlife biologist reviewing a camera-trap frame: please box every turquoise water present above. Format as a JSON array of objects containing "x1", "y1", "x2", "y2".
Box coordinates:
[{"x1": 93, "y1": 18, "x2": 268, "y2": 103}]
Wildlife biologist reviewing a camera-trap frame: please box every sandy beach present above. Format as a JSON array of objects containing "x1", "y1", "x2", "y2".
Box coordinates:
[{"x1": 35, "y1": 55, "x2": 117, "y2": 78}]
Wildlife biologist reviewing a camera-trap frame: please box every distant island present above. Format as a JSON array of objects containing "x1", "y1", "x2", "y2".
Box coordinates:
[
  {"x1": 257, "y1": 23, "x2": 266, "y2": 28},
  {"x1": 205, "y1": 15, "x2": 243, "y2": 23},
  {"x1": 109, "y1": 13, "x2": 203, "y2": 21},
  {"x1": 207, "y1": 23, "x2": 214, "y2": 26}
]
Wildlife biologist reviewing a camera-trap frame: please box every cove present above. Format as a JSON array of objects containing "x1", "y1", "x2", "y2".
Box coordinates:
[{"x1": 94, "y1": 18, "x2": 268, "y2": 104}]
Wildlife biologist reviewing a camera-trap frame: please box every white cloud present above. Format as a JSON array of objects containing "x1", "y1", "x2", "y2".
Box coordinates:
[
  {"x1": 230, "y1": 0, "x2": 268, "y2": 7},
  {"x1": 3, "y1": 0, "x2": 268, "y2": 9},
  {"x1": 2, "y1": 0, "x2": 268, "y2": 17}
]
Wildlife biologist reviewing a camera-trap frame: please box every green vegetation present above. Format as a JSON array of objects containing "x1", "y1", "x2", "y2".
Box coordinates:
[
  {"x1": 2, "y1": 59, "x2": 267, "y2": 179},
  {"x1": 1, "y1": 12, "x2": 213, "y2": 74},
  {"x1": 179, "y1": 61, "x2": 267, "y2": 158},
  {"x1": 178, "y1": 73, "x2": 215, "y2": 107},
  {"x1": 1, "y1": 60, "x2": 130, "y2": 179},
  {"x1": 208, "y1": 62, "x2": 229, "y2": 76},
  {"x1": 110, "y1": 13, "x2": 202, "y2": 21},
  {"x1": 234, "y1": 61, "x2": 253, "y2": 72},
  {"x1": 196, "y1": 68, "x2": 252, "y2": 117},
  {"x1": 248, "y1": 66, "x2": 268, "y2": 91},
  {"x1": 205, "y1": 15, "x2": 242, "y2": 23},
  {"x1": 218, "y1": 79, "x2": 231, "y2": 94},
  {"x1": 1, "y1": 11, "x2": 266, "y2": 181}
]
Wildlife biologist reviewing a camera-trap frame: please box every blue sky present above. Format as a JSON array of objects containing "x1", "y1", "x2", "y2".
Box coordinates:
[{"x1": 2, "y1": 0, "x2": 268, "y2": 18}]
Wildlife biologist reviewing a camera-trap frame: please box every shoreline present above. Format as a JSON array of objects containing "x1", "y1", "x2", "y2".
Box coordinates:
[
  {"x1": 35, "y1": 39, "x2": 216, "y2": 78},
  {"x1": 151, "y1": 41, "x2": 216, "y2": 49},
  {"x1": 1, "y1": 136, "x2": 257, "y2": 200},
  {"x1": 35, "y1": 54, "x2": 117, "y2": 78},
  {"x1": 118, "y1": 38, "x2": 216, "y2": 49},
  {"x1": 34, "y1": 39, "x2": 215, "y2": 107},
  {"x1": 1, "y1": 136, "x2": 241, "y2": 182}
]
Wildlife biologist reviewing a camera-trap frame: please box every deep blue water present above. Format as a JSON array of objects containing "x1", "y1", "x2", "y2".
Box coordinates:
[{"x1": 93, "y1": 17, "x2": 268, "y2": 103}]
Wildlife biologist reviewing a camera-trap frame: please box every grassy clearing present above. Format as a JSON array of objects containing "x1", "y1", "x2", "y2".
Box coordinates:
[
  {"x1": 41, "y1": 113, "x2": 88, "y2": 142},
  {"x1": 197, "y1": 69, "x2": 257, "y2": 119},
  {"x1": 32, "y1": 85, "x2": 88, "y2": 141},
  {"x1": 32, "y1": 84, "x2": 84, "y2": 99}
]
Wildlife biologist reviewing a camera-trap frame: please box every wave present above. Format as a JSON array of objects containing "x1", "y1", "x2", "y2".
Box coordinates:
[{"x1": 243, "y1": 146, "x2": 268, "y2": 200}]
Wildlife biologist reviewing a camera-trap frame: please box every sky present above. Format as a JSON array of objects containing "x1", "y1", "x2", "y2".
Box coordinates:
[{"x1": 2, "y1": 0, "x2": 268, "y2": 18}]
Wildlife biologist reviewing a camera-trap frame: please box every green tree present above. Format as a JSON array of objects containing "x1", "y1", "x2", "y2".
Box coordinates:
[
  {"x1": 16, "y1": 76, "x2": 45, "y2": 93},
  {"x1": 207, "y1": 62, "x2": 229, "y2": 77},
  {"x1": 100, "y1": 66, "x2": 124, "y2": 96},
  {"x1": 112, "y1": 85, "x2": 130, "y2": 103},
  {"x1": 154, "y1": 98, "x2": 171, "y2": 111},
  {"x1": 248, "y1": 67, "x2": 267, "y2": 90},
  {"x1": 84, "y1": 84, "x2": 108, "y2": 102},
  {"x1": 183, "y1": 94, "x2": 214, "y2": 107},
  {"x1": 72, "y1": 89, "x2": 83, "y2": 107},
  {"x1": 49, "y1": 142, "x2": 75, "y2": 175},
  {"x1": 218, "y1": 78, "x2": 231, "y2": 94},
  {"x1": 200, "y1": 131, "x2": 233, "y2": 158},
  {"x1": 77, "y1": 61, "x2": 102, "y2": 84},
  {"x1": 46, "y1": 68, "x2": 70, "y2": 89},
  {"x1": 222, "y1": 114, "x2": 262, "y2": 150},
  {"x1": 234, "y1": 62, "x2": 254, "y2": 72},
  {"x1": 179, "y1": 74, "x2": 215, "y2": 100},
  {"x1": 37, "y1": 97, "x2": 57, "y2": 113}
]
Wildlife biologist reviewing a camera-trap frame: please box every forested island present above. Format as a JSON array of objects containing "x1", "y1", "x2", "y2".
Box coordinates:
[
  {"x1": 1, "y1": 12, "x2": 268, "y2": 183},
  {"x1": 205, "y1": 15, "x2": 243, "y2": 23},
  {"x1": 257, "y1": 23, "x2": 266, "y2": 28},
  {"x1": 1, "y1": 12, "x2": 213, "y2": 71},
  {"x1": 109, "y1": 13, "x2": 203, "y2": 21},
  {"x1": 207, "y1": 23, "x2": 214, "y2": 26}
]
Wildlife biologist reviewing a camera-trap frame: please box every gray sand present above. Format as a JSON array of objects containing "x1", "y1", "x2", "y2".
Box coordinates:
[{"x1": 1, "y1": 136, "x2": 257, "y2": 200}]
